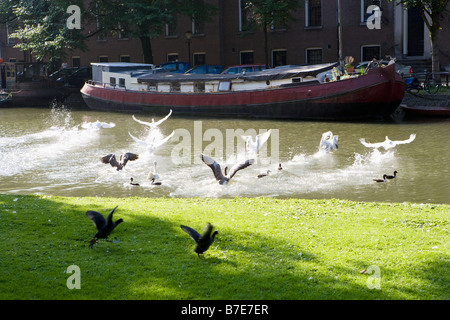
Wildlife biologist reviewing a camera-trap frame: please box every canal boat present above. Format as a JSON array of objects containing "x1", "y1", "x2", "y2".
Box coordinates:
[
  {"x1": 80, "y1": 61, "x2": 406, "y2": 121},
  {"x1": 400, "y1": 104, "x2": 450, "y2": 117}
]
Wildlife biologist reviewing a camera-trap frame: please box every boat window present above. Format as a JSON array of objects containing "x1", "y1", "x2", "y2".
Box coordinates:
[
  {"x1": 119, "y1": 78, "x2": 125, "y2": 88},
  {"x1": 218, "y1": 81, "x2": 231, "y2": 91},
  {"x1": 292, "y1": 78, "x2": 301, "y2": 83},
  {"x1": 171, "y1": 82, "x2": 181, "y2": 92},
  {"x1": 110, "y1": 77, "x2": 116, "y2": 87},
  {"x1": 194, "y1": 82, "x2": 205, "y2": 92}
]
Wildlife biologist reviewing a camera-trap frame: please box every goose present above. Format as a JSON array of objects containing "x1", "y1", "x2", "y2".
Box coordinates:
[
  {"x1": 257, "y1": 170, "x2": 271, "y2": 178},
  {"x1": 129, "y1": 130, "x2": 175, "y2": 154},
  {"x1": 180, "y1": 223, "x2": 218, "y2": 257},
  {"x1": 360, "y1": 134, "x2": 416, "y2": 150},
  {"x1": 385, "y1": 170, "x2": 398, "y2": 179},
  {"x1": 319, "y1": 131, "x2": 338, "y2": 153},
  {"x1": 131, "y1": 109, "x2": 172, "y2": 129},
  {"x1": 278, "y1": 163, "x2": 283, "y2": 171},
  {"x1": 373, "y1": 175, "x2": 388, "y2": 183},
  {"x1": 200, "y1": 153, "x2": 254, "y2": 185},
  {"x1": 81, "y1": 120, "x2": 116, "y2": 130},
  {"x1": 147, "y1": 161, "x2": 160, "y2": 181},
  {"x1": 130, "y1": 177, "x2": 140, "y2": 186},
  {"x1": 241, "y1": 130, "x2": 272, "y2": 156},
  {"x1": 101, "y1": 152, "x2": 139, "y2": 171},
  {"x1": 86, "y1": 206, "x2": 123, "y2": 248},
  {"x1": 150, "y1": 178, "x2": 162, "y2": 186}
]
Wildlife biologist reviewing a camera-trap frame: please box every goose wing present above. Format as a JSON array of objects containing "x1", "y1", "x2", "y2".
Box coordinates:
[
  {"x1": 152, "y1": 109, "x2": 173, "y2": 127},
  {"x1": 359, "y1": 138, "x2": 384, "y2": 148},
  {"x1": 100, "y1": 153, "x2": 114, "y2": 164},
  {"x1": 199, "y1": 223, "x2": 214, "y2": 241},
  {"x1": 121, "y1": 152, "x2": 139, "y2": 166},
  {"x1": 101, "y1": 154, "x2": 120, "y2": 168},
  {"x1": 200, "y1": 154, "x2": 224, "y2": 181},
  {"x1": 180, "y1": 225, "x2": 201, "y2": 243},
  {"x1": 128, "y1": 132, "x2": 148, "y2": 147},
  {"x1": 391, "y1": 134, "x2": 416, "y2": 145},
  {"x1": 228, "y1": 158, "x2": 255, "y2": 179},
  {"x1": 131, "y1": 115, "x2": 154, "y2": 127},
  {"x1": 86, "y1": 211, "x2": 106, "y2": 231},
  {"x1": 151, "y1": 130, "x2": 175, "y2": 149},
  {"x1": 105, "y1": 206, "x2": 119, "y2": 228}
]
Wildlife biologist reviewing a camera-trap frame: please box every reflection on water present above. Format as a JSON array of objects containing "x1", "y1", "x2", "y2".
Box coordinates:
[{"x1": 1, "y1": 105, "x2": 449, "y2": 204}]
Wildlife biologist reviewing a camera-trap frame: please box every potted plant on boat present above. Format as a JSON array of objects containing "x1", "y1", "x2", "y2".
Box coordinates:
[{"x1": 345, "y1": 56, "x2": 354, "y2": 73}]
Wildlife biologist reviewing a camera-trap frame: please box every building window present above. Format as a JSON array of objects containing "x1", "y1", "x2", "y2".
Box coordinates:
[
  {"x1": 167, "y1": 54, "x2": 179, "y2": 62},
  {"x1": 306, "y1": 48, "x2": 322, "y2": 64},
  {"x1": 72, "y1": 57, "x2": 81, "y2": 67},
  {"x1": 120, "y1": 55, "x2": 131, "y2": 63},
  {"x1": 118, "y1": 24, "x2": 129, "y2": 40},
  {"x1": 239, "y1": 0, "x2": 253, "y2": 32},
  {"x1": 272, "y1": 50, "x2": 287, "y2": 67},
  {"x1": 361, "y1": 45, "x2": 381, "y2": 61},
  {"x1": 192, "y1": 19, "x2": 205, "y2": 35},
  {"x1": 6, "y1": 22, "x2": 17, "y2": 45},
  {"x1": 193, "y1": 53, "x2": 206, "y2": 66},
  {"x1": 96, "y1": 17, "x2": 107, "y2": 41},
  {"x1": 166, "y1": 16, "x2": 177, "y2": 37},
  {"x1": 240, "y1": 51, "x2": 254, "y2": 64},
  {"x1": 99, "y1": 56, "x2": 109, "y2": 62},
  {"x1": 306, "y1": 0, "x2": 322, "y2": 27},
  {"x1": 361, "y1": 0, "x2": 382, "y2": 23}
]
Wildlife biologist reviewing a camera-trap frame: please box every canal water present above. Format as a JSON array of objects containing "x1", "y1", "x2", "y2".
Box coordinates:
[{"x1": 1, "y1": 104, "x2": 449, "y2": 204}]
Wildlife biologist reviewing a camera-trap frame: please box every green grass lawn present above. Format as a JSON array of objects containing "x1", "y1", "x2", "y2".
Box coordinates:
[{"x1": 0, "y1": 194, "x2": 448, "y2": 300}]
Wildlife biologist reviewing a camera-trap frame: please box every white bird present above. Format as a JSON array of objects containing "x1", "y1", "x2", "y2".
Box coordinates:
[
  {"x1": 81, "y1": 120, "x2": 116, "y2": 130},
  {"x1": 319, "y1": 131, "x2": 338, "y2": 153},
  {"x1": 131, "y1": 109, "x2": 172, "y2": 129},
  {"x1": 241, "y1": 130, "x2": 272, "y2": 156},
  {"x1": 147, "y1": 161, "x2": 160, "y2": 181},
  {"x1": 200, "y1": 154, "x2": 254, "y2": 185},
  {"x1": 129, "y1": 130, "x2": 175, "y2": 154},
  {"x1": 360, "y1": 134, "x2": 416, "y2": 150}
]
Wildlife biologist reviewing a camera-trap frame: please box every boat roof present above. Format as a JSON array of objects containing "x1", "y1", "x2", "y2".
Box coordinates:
[
  {"x1": 137, "y1": 62, "x2": 338, "y2": 83},
  {"x1": 91, "y1": 62, "x2": 155, "y2": 68}
]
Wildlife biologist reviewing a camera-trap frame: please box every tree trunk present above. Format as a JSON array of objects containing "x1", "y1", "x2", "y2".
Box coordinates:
[
  {"x1": 140, "y1": 36, "x2": 153, "y2": 64},
  {"x1": 263, "y1": 22, "x2": 269, "y2": 68},
  {"x1": 430, "y1": 30, "x2": 440, "y2": 81}
]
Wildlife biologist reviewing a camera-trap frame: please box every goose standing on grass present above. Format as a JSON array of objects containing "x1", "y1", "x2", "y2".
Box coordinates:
[
  {"x1": 373, "y1": 175, "x2": 388, "y2": 183},
  {"x1": 385, "y1": 171, "x2": 398, "y2": 179},
  {"x1": 86, "y1": 206, "x2": 123, "y2": 248},
  {"x1": 129, "y1": 130, "x2": 175, "y2": 154},
  {"x1": 200, "y1": 153, "x2": 254, "y2": 185},
  {"x1": 101, "y1": 152, "x2": 139, "y2": 171},
  {"x1": 241, "y1": 130, "x2": 272, "y2": 156},
  {"x1": 131, "y1": 109, "x2": 172, "y2": 129},
  {"x1": 180, "y1": 223, "x2": 218, "y2": 257},
  {"x1": 319, "y1": 131, "x2": 338, "y2": 153},
  {"x1": 360, "y1": 134, "x2": 416, "y2": 150}
]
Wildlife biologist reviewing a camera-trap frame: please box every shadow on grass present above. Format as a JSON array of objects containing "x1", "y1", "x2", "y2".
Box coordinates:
[{"x1": 0, "y1": 194, "x2": 448, "y2": 300}]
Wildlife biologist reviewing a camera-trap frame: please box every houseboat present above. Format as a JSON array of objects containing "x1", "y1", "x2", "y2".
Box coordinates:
[{"x1": 80, "y1": 61, "x2": 406, "y2": 121}]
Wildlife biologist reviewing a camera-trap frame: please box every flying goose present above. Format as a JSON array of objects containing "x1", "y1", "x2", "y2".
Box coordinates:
[
  {"x1": 129, "y1": 130, "x2": 175, "y2": 154},
  {"x1": 200, "y1": 153, "x2": 254, "y2": 185},
  {"x1": 385, "y1": 171, "x2": 398, "y2": 179},
  {"x1": 131, "y1": 109, "x2": 172, "y2": 129},
  {"x1": 180, "y1": 223, "x2": 218, "y2": 257},
  {"x1": 319, "y1": 131, "x2": 339, "y2": 153},
  {"x1": 101, "y1": 152, "x2": 139, "y2": 171},
  {"x1": 373, "y1": 175, "x2": 388, "y2": 183},
  {"x1": 86, "y1": 206, "x2": 123, "y2": 248},
  {"x1": 360, "y1": 134, "x2": 416, "y2": 150},
  {"x1": 241, "y1": 130, "x2": 272, "y2": 156}
]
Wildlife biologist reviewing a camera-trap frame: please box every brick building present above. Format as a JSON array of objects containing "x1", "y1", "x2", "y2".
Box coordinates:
[{"x1": 1, "y1": 0, "x2": 449, "y2": 71}]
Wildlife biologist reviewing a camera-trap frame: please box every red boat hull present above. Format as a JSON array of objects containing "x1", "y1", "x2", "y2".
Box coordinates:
[{"x1": 80, "y1": 64, "x2": 406, "y2": 121}]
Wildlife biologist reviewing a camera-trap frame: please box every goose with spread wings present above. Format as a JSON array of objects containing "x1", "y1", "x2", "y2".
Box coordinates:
[
  {"x1": 200, "y1": 154, "x2": 254, "y2": 185},
  {"x1": 360, "y1": 134, "x2": 416, "y2": 150},
  {"x1": 101, "y1": 152, "x2": 139, "y2": 171},
  {"x1": 129, "y1": 131, "x2": 175, "y2": 154},
  {"x1": 86, "y1": 206, "x2": 123, "y2": 248},
  {"x1": 131, "y1": 109, "x2": 172, "y2": 129},
  {"x1": 241, "y1": 130, "x2": 272, "y2": 155},
  {"x1": 319, "y1": 131, "x2": 339, "y2": 153},
  {"x1": 180, "y1": 223, "x2": 218, "y2": 257}
]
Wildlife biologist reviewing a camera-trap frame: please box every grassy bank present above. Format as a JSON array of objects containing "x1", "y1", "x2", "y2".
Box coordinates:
[{"x1": 0, "y1": 194, "x2": 448, "y2": 300}]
